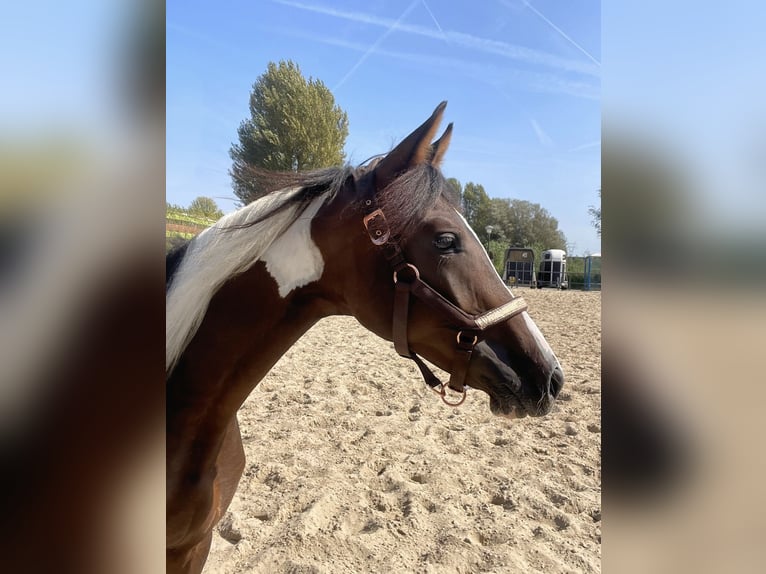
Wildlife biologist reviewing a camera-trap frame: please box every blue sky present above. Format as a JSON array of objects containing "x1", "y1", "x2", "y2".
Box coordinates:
[{"x1": 167, "y1": 0, "x2": 601, "y2": 254}]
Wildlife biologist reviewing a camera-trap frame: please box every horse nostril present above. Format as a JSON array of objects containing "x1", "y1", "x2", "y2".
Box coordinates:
[{"x1": 549, "y1": 367, "x2": 564, "y2": 398}]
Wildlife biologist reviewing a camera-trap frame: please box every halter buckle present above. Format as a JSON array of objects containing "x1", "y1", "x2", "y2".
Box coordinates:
[{"x1": 362, "y1": 209, "x2": 390, "y2": 246}]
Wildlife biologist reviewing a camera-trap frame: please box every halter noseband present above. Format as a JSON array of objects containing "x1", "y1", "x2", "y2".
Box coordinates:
[{"x1": 362, "y1": 203, "x2": 528, "y2": 407}]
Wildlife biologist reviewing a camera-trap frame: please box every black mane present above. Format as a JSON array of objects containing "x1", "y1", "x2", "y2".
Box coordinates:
[
  {"x1": 164, "y1": 161, "x2": 458, "y2": 288},
  {"x1": 375, "y1": 163, "x2": 459, "y2": 241},
  {"x1": 166, "y1": 241, "x2": 190, "y2": 290}
]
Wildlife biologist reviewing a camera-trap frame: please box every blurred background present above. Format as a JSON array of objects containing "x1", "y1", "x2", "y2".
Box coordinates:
[
  {"x1": 0, "y1": 1, "x2": 165, "y2": 572},
  {"x1": 603, "y1": 2, "x2": 766, "y2": 573}
]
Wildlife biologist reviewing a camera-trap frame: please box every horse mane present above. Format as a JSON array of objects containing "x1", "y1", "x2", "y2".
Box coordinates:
[
  {"x1": 375, "y1": 163, "x2": 460, "y2": 241},
  {"x1": 166, "y1": 242, "x2": 190, "y2": 291},
  {"x1": 232, "y1": 160, "x2": 460, "y2": 240},
  {"x1": 165, "y1": 161, "x2": 457, "y2": 376},
  {"x1": 166, "y1": 166, "x2": 352, "y2": 375}
]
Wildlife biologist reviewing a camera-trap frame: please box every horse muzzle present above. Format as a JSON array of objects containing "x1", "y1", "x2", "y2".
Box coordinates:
[{"x1": 470, "y1": 341, "x2": 564, "y2": 418}]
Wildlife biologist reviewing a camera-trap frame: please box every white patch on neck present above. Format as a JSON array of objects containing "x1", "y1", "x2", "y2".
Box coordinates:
[
  {"x1": 166, "y1": 187, "x2": 329, "y2": 374},
  {"x1": 261, "y1": 195, "x2": 326, "y2": 297}
]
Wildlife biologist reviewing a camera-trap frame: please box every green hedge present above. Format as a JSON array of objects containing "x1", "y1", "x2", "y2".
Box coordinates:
[
  {"x1": 166, "y1": 210, "x2": 216, "y2": 228},
  {"x1": 166, "y1": 230, "x2": 197, "y2": 240}
]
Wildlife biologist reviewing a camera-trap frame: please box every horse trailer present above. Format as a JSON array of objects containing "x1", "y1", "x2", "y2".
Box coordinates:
[
  {"x1": 502, "y1": 247, "x2": 536, "y2": 287},
  {"x1": 537, "y1": 249, "x2": 568, "y2": 289}
]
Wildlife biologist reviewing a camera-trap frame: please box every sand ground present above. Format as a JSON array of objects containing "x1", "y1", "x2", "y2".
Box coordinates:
[{"x1": 203, "y1": 289, "x2": 601, "y2": 573}]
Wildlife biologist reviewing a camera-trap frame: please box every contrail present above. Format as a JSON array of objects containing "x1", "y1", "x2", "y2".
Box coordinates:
[
  {"x1": 333, "y1": 0, "x2": 420, "y2": 91},
  {"x1": 277, "y1": 28, "x2": 599, "y2": 99},
  {"x1": 273, "y1": 0, "x2": 598, "y2": 76},
  {"x1": 421, "y1": 0, "x2": 448, "y2": 43},
  {"x1": 529, "y1": 118, "x2": 554, "y2": 147},
  {"x1": 568, "y1": 140, "x2": 601, "y2": 153},
  {"x1": 522, "y1": 0, "x2": 600, "y2": 66}
]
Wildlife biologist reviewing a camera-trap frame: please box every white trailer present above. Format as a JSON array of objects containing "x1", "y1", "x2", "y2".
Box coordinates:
[{"x1": 537, "y1": 249, "x2": 568, "y2": 289}]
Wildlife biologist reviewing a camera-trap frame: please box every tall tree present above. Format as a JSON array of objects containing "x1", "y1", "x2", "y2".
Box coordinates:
[
  {"x1": 229, "y1": 60, "x2": 349, "y2": 203},
  {"x1": 187, "y1": 196, "x2": 224, "y2": 220}
]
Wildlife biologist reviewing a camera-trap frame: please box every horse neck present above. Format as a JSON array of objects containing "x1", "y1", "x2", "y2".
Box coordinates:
[
  {"x1": 166, "y1": 269, "x2": 332, "y2": 552},
  {"x1": 166, "y1": 194, "x2": 342, "y2": 483},
  {"x1": 170, "y1": 274, "x2": 337, "y2": 400}
]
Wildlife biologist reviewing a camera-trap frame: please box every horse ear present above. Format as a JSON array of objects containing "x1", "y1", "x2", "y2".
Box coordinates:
[
  {"x1": 429, "y1": 123, "x2": 453, "y2": 167},
  {"x1": 374, "y1": 101, "x2": 447, "y2": 192}
]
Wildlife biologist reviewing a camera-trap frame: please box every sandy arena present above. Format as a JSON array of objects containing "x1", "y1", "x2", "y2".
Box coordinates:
[{"x1": 203, "y1": 289, "x2": 601, "y2": 573}]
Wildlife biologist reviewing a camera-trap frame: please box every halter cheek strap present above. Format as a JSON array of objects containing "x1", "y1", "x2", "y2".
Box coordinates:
[{"x1": 362, "y1": 205, "x2": 528, "y2": 406}]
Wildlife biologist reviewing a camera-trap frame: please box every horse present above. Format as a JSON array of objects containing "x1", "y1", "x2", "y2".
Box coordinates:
[{"x1": 166, "y1": 102, "x2": 564, "y2": 573}]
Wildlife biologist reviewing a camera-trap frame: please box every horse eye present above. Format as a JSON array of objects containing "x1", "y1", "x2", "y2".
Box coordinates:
[{"x1": 434, "y1": 233, "x2": 457, "y2": 251}]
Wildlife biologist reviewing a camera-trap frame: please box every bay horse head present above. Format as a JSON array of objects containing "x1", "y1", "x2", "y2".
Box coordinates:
[{"x1": 310, "y1": 101, "x2": 564, "y2": 417}]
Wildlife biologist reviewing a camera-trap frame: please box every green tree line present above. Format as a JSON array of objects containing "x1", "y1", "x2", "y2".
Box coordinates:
[{"x1": 447, "y1": 178, "x2": 567, "y2": 274}]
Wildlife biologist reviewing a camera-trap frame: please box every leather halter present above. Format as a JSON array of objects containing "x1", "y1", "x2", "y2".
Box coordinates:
[{"x1": 362, "y1": 204, "x2": 528, "y2": 407}]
